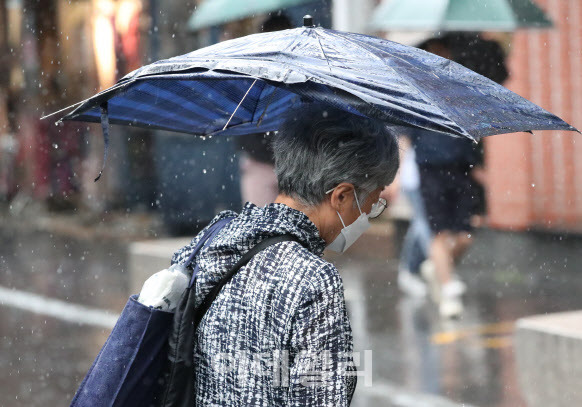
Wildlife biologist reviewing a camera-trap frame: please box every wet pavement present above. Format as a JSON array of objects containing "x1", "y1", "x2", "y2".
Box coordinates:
[{"x1": 1, "y1": 220, "x2": 582, "y2": 407}]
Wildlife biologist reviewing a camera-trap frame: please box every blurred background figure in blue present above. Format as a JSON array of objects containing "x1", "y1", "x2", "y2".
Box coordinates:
[
  {"x1": 401, "y1": 34, "x2": 508, "y2": 318},
  {"x1": 396, "y1": 135, "x2": 431, "y2": 298}
]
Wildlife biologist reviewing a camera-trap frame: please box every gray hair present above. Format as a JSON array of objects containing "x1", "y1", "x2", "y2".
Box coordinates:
[{"x1": 272, "y1": 105, "x2": 399, "y2": 207}]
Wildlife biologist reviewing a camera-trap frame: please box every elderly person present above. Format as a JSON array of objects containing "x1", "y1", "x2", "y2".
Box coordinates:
[{"x1": 171, "y1": 105, "x2": 399, "y2": 405}]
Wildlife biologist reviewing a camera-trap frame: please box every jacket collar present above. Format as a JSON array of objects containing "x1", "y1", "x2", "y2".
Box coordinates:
[{"x1": 239, "y1": 202, "x2": 326, "y2": 257}]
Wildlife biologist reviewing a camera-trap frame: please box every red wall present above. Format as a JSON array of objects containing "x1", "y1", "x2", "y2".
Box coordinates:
[{"x1": 485, "y1": 0, "x2": 582, "y2": 232}]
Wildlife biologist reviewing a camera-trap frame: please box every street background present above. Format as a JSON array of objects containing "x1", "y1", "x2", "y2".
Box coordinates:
[{"x1": 1, "y1": 0, "x2": 581, "y2": 406}]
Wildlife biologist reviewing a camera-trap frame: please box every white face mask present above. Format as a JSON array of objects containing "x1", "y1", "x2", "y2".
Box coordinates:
[{"x1": 327, "y1": 190, "x2": 371, "y2": 253}]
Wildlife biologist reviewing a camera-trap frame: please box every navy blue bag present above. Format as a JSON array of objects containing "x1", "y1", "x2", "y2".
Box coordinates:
[
  {"x1": 70, "y1": 216, "x2": 297, "y2": 407},
  {"x1": 69, "y1": 218, "x2": 234, "y2": 407}
]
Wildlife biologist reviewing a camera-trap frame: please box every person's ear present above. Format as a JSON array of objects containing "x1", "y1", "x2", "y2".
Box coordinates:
[{"x1": 329, "y1": 183, "x2": 355, "y2": 212}]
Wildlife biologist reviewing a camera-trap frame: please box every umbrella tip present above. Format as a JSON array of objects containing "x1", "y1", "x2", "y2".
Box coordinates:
[{"x1": 303, "y1": 15, "x2": 314, "y2": 27}]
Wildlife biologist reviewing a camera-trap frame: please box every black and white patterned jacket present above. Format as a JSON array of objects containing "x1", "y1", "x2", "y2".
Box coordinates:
[{"x1": 172, "y1": 202, "x2": 356, "y2": 406}]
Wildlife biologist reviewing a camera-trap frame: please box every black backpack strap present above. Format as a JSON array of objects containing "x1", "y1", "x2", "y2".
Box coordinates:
[
  {"x1": 158, "y1": 233, "x2": 299, "y2": 407},
  {"x1": 194, "y1": 234, "x2": 299, "y2": 329}
]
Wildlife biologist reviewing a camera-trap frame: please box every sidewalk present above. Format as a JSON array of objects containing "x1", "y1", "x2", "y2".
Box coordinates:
[{"x1": 0, "y1": 200, "x2": 167, "y2": 241}]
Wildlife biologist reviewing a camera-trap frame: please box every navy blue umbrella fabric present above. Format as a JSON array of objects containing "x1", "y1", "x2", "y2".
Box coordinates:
[{"x1": 59, "y1": 26, "x2": 577, "y2": 140}]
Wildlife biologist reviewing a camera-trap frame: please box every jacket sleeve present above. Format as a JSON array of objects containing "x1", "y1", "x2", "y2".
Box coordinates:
[{"x1": 286, "y1": 265, "x2": 357, "y2": 406}]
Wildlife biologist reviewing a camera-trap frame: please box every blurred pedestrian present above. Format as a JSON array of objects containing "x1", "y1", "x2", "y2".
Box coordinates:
[
  {"x1": 411, "y1": 37, "x2": 481, "y2": 318},
  {"x1": 237, "y1": 13, "x2": 293, "y2": 206},
  {"x1": 171, "y1": 105, "x2": 399, "y2": 405},
  {"x1": 446, "y1": 32, "x2": 509, "y2": 227},
  {"x1": 36, "y1": 118, "x2": 80, "y2": 210},
  {"x1": 396, "y1": 136, "x2": 431, "y2": 297}
]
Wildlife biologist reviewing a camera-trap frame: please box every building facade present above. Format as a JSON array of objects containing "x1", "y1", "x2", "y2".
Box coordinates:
[{"x1": 486, "y1": 0, "x2": 582, "y2": 232}]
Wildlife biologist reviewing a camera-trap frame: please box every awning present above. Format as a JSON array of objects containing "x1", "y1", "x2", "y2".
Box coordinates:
[
  {"x1": 370, "y1": 0, "x2": 553, "y2": 32},
  {"x1": 189, "y1": 0, "x2": 312, "y2": 31}
]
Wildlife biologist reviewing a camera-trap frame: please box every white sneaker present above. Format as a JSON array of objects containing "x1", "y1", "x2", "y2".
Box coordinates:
[
  {"x1": 439, "y1": 282, "x2": 464, "y2": 318},
  {"x1": 420, "y1": 260, "x2": 440, "y2": 302},
  {"x1": 445, "y1": 278, "x2": 467, "y2": 297},
  {"x1": 398, "y1": 270, "x2": 428, "y2": 298}
]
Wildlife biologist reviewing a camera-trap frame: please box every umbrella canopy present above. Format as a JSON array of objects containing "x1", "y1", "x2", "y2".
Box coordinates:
[
  {"x1": 55, "y1": 22, "x2": 576, "y2": 144},
  {"x1": 189, "y1": 0, "x2": 312, "y2": 30},
  {"x1": 370, "y1": 0, "x2": 553, "y2": 32}
]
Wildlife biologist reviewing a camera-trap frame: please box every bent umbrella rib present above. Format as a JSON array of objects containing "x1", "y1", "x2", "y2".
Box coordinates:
[
  {"x1": 223, "y1": 79, "x2": 258, "y2": 130},
  {"x1": 313, "y1": 30, "x2": 333, "y2": 73}
]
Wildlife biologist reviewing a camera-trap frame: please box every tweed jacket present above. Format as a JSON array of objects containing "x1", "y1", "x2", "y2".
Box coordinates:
[{"x1": 172, "y1": 202, "x2": 356, "y2": 406}]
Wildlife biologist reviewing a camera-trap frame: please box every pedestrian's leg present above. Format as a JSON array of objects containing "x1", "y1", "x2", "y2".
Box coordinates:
[
  {"x1": 429, "y1": 231, "x2": 463, "y2": 318},
  {"x1": 398, "y1": 189, "x2": 429, "y2": 297},
  {"x1": 400, "y1": 188, "x2": 430, "y2": 273},
  {"x1": 398, "y1": 210, "x2": 417, "y2": 273},
  {"x1": 417, "y1": 167, "x2": 447, "y2": 302},
  {"x1": 432, "y1": 168, "x2": 476, "y2": 318},
  {"x1": 417, "y1": 166, "x2": 462, "y2": 316},
  {"x1": 452, "y1": 232, "x2": 472, "y2": 264},
  {"x1": 398, "y1": 226, "x2": 429, "y2": 297},
  {"x1": 431, "y1": 231, "x2": 454, "y2": 286},
  {"x1": 407, "y1": 187, "x2": 432, "y2": 260},
  {"x1": 408, "y1": 235, "x2": 426, "y2": 275}
]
